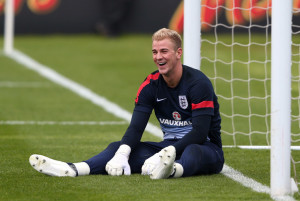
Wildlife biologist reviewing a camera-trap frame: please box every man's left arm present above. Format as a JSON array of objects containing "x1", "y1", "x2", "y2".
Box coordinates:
[
  {"x1": 172, "y1": 114, "x2": 211, "y2": 154},
  {"x1": 173, "y1": 77, "x2": 214, "y2": 154},
  {"x1": 120, "y1": 110, "x2": 151, "y2": 148}
]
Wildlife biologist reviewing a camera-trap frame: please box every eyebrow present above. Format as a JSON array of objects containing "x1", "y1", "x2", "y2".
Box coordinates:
[{"x1": 152, "y1": 48, "x2": 169, "y2": 52}]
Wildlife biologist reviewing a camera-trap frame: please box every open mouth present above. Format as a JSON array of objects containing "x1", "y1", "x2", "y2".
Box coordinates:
[{"x1": 158, "y1": 62, "x2": 167, "y2": 66}]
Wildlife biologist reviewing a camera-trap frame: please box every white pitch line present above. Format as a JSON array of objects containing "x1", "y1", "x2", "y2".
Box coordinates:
[
  {"x1": 0, "y1": 120, "x2": 127, "y2": 125},
  {"x1": 7, "y1": 49, "x2": 163, "y2": 139},
  {"x1": 5, "y1": 49, "x2": 296, "y2": 200},
  {"x1": 222, "y1": 165, "x2": 271, "y2": 194},
  {"x1": 0, "y1": 81, "x2": 52, "y2": 88},
  {"x1": 223, "y1": 145, "x2": 300, "y2": 151},
  {"x1": 222, "y1": 165, "x2": 295, "y2": 201}
]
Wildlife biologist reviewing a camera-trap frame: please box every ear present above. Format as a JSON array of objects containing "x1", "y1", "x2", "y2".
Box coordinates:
[{"x1": 176, "y1": 48, "x2": 183, "y2": 58}]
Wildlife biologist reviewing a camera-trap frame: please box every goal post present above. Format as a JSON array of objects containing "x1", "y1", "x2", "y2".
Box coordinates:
[
  {"x1": 270, "y1": 0, "x2": 292, "y2": 196},
  {"x1": 183, "y1": 0, "x2": 201, "y2": 70},
  {"x1": 3, "y1": 0, "x2": 14, "y2": 54},
  {"x1": 183, "y1": 0, "x2": 294, "y2": 197}
]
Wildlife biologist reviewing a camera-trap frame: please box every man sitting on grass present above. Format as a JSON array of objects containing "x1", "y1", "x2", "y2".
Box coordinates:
[{"x1": 29, "y1": 28, "x2": 224, "y2": 179}]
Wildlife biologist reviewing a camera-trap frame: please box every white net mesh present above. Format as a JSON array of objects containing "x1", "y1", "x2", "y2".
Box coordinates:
[
  {"x1": 292, "y1": 3, "x2": 300, "y2": 186},
  {"x1": 198, "y1": 0, "x2": 300, "y2": 185},
  {"x1": 292, "y1": 7, "x2": 300, "y2": 145},
  {"x1": 200, "y1": 0, "x2": 272, "y2": 146}
]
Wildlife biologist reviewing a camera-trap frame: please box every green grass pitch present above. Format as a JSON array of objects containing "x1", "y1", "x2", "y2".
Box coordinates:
[{"x1": 0, "y1": 34, "x2": 299, "y2": 200}]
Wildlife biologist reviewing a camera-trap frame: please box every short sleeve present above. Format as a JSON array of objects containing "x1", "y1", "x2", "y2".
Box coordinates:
[
  {"x1": 134, "y1": 72, "x2": 159, "y2": 114},
  {"x1": 189, "y1": 79, "x2": 215, "y2": 117}
]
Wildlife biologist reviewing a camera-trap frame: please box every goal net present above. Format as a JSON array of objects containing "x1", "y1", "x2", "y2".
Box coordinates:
[
  {"x1": 291, "y1": 2, "x2": 300, "y2": 189},
  {"x1": 195, "y1": 0, "x2": 300, "y2": 191}
]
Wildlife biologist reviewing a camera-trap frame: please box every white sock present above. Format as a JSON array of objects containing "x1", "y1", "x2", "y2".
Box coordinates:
[
  {"x1": 74, "y1": 162, "x2": 90, "y2": 176},
  {"x1": 173, "y1": 163, "x2": 184, "y2": 178}
]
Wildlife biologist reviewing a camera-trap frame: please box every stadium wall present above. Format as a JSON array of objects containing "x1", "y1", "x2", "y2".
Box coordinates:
[
  {"x1": 1, "y1": 0, "x2": 300, "y2": 34},
  {"x1": 0, "y1": 0, "x2": 181, "y2": 34}
]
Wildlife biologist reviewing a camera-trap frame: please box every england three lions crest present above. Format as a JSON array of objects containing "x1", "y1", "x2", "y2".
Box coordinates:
[{"x1": 179, "y1": 95, "x2": 188, "y2": 109}]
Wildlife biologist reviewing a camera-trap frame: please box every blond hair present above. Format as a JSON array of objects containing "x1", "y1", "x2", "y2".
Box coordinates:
[{"x1": 152, "y1": 28, "x2": 182, "y2": 50}]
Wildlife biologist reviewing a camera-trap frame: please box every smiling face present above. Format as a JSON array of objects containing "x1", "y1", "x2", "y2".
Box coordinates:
[{"x1": 152, "y1": 38, "x2": 182, "y2": 76}]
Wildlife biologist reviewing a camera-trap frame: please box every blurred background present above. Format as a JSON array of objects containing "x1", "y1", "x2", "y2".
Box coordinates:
[
  {"x1": 0, "y1": 0, "x2": 181, "y2": 35},
  {"x1": 2, "y1": 0, "x2": 300, "y2": 36}
]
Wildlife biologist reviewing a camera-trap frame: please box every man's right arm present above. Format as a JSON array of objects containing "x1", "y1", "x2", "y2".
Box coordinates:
[
  {"x1": 120, "y1": 109, "x2": 151, "y2": 150},
  {"x1": 105, "y1": 109, "x2": 151, "y2": 176}
]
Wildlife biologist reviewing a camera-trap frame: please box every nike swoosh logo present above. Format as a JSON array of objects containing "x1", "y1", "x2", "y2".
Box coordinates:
[{"x1": 157, "y1": 98, "x2": 167, "y2": 102}]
